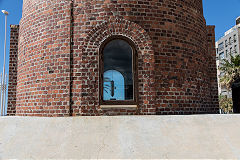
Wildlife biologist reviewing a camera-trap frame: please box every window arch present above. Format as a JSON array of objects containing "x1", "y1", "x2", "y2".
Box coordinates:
[{"x1": 99, "y1": 37, "x2": 137, "y2": 105}]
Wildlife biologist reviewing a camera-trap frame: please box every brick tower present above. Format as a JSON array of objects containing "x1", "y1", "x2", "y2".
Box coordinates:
[{"x1": 7, "y1": 0, "x2": 219, "y2": 116}]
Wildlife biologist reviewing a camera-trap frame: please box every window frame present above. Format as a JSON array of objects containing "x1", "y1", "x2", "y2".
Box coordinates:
[
  {"x1": 219, "y1": 52, "x2": 225, "y2": 60},
  {"x1": 99, "y1": 36, "x2": 138, "y2": 105},
  {"x1": 234, "y1": 34, "x2": 237, "y2": 42}
]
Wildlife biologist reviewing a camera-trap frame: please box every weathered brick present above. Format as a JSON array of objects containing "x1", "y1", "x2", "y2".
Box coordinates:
[
  {"x1": 7, "y1": 25, "x2": 19, "y2": 116},
  {"x1": 8, "y1": 0, "x2": 219, "y2": 116}
]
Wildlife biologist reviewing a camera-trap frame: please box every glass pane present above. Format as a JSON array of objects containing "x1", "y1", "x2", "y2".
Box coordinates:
[
  {"x1": 103, "y1": 39, "x2": 133, "y2": 101},
  {"x1": 104, "y1": 70, "x2": 125, "y2": 100}
]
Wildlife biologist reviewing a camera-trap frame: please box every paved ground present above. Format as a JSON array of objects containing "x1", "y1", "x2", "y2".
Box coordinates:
[{"x1": 0, "y1": 115, "x2": 240, "y2": 159}]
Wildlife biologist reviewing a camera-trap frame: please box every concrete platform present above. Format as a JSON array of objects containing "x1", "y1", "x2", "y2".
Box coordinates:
[{"x1": 0, "y1": 115, "x2": 240, "y2": 159}]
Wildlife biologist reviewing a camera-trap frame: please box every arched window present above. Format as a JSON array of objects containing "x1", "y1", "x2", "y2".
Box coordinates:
[{"x1": 100, "y1": 37, "x2": 137, "y2": 105}]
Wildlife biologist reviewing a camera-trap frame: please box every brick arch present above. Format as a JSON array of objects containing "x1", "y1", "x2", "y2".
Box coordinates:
[
  {"x1": 77, "y1": 18, "x2": 156, "y2": 115},
  {"x1": 85, "y1": 19, "x2": 153, "y2": 51}
]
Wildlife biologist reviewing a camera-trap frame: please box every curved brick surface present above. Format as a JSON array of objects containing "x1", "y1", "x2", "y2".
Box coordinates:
[
  {"x1": 13, "y1": 0, "x2": 219, "y2": 116},
  {"x1": 17, "y1": 0, "x2": 72, "y2": 116}
]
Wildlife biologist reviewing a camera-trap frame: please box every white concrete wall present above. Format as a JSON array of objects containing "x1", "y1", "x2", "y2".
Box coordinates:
[{"x1": 0, "y1": 115, "x2": 240, "y2": 159}]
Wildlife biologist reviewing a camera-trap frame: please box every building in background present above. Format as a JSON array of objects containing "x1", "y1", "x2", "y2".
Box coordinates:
[{"x1": 216, "y1": 16, "x2": 240, "y2": 97}]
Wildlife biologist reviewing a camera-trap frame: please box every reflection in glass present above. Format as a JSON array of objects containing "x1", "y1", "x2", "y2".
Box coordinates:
[
  {"x1": 104, "y1": 70, "x2": 125, "y2": 100},
  {"x1": 103, "y1": 39, "x2": 133, "y2": 101}
]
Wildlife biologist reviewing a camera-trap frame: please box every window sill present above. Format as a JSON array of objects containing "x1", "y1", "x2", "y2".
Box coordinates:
[{"x1": 100, "y1": 105, "x2": 137, "y2": 109}]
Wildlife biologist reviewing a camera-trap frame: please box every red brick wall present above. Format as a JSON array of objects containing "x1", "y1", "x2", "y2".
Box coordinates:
[
  {"x1": 16, "y1": 0, "x2": 72, "y2": 116},
  {"x1": 13, "y1": 0, "x2": 219, "y2": 116},
  {"x1": 207, "y1": 26, "x2": 219, "y2": 112},
  {"x1": 7, "y1": 25, "x2": 19, "y2": 116}
]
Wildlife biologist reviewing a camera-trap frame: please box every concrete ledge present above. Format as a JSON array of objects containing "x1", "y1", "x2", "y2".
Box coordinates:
[
  {"x1": 100, "y1": 105, "x2": 137, "y2": 109},
  {"x1": 1, "y1": 115, "x2": 240, "y2": 159}
]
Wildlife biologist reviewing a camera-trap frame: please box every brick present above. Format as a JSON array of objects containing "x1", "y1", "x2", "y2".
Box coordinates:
[{"x1": 8, "y1": 0, "x2": 219, "y2": 116}]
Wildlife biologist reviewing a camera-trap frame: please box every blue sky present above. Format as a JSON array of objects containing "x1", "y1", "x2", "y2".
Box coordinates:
[{"x1": 0, "y1": 0, "x2": 240, "y2": 76}]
